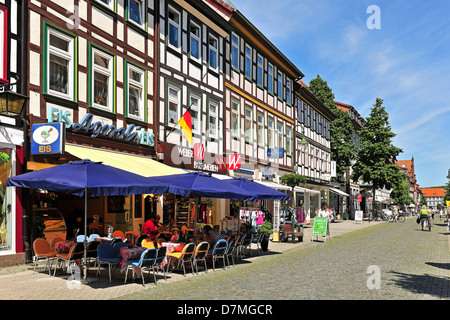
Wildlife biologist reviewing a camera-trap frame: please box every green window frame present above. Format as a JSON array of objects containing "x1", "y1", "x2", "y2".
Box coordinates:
[
  {"x1": 125, "y1": 60, "x2": 147, "y2": 123},
  {"x1": 286, "y1": 126, "x2": 292, "y2": 156},
  {"x1": 43, "y1": 21, "x2": 78, "y2": 103},
  {"x1": 126, "y1": 0, "x2": 147, "y2": 31},
  {"x1": 277, "y1": 122, "x2": 284, "y2": 149},
  {"x1": 267, "y1": 117, "x2": 275, "y2": 148},
  {"x1": 89, "y1": 43, "x2": 116, "y2": 114}
]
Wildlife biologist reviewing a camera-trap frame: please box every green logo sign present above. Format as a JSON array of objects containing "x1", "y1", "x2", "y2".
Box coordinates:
[{"x1": 312, "y1": 217, "x2": 328, "y2": 237}]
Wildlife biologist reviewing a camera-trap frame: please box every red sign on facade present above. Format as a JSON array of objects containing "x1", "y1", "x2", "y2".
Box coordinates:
[
  {"x1": 193, "y1": 143, "x2": 205, "y2": 161},
  {"x1": 226, "y1": 154, "x2": 241, "y2": 171}
]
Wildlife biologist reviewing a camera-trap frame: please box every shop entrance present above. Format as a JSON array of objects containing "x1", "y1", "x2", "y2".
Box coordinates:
[{"x1": 107, "y1": 195, "x2": 144, "y2": 234}]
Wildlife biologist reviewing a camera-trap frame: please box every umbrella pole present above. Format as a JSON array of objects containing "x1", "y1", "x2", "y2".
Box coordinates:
[{"x1": 83, "y1": 187, "x2": 88, "y2": 280}]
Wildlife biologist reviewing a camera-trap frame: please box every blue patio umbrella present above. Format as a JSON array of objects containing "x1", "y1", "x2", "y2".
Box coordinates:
[
  {"x1": 146, "y1": 171, "x2": 256, "y2": 200},
  {"x1": 7, "y1": 159, "x2": 170, "y2": 277},
  {"x1": 221, "y1": 177, "x2": 291, "y2": 201}
]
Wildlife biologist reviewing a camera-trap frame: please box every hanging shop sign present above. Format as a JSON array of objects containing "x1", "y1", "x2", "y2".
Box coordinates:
[
  {"x1": 47, "y1": 107, "x2": 155, "y2": 147},
  {"x1": 31, "y1": 122, "x2": 66, "y2": 155},
  {"x1": 267, "y1": 148, "x2": 284, "y2": 158},
  {"x1": 166, "y1": 143, "x2": 224, "y2": 173},
  {"x1": 226, "y1": 154, "x2": 241, "y2": 171}
]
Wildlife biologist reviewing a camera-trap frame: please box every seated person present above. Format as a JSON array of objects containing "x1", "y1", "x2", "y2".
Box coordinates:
[
  {"x1": 142, "y1": 215, "x2": 163, "y2": 241},
  {"x1": 203, "y1": 225, "x2": 225, "y2": 246}
]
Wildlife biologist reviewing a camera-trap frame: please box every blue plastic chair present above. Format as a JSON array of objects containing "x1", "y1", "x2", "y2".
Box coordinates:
[
  {"x1": 209, "y1": 239, "x2": 228, "y2": 271},
  {"x1": 224, "y1": 238, "x2": 236, "y2": 267},
  {"x1": 96, "y1": 243, "x2": 122, "y2": 283},
  {"x1": 76, "y1": 235, "x2": 87, "y2": 242},
  {"x1": 88, "y1": 234, "x2": 100, "y2": 242},
  {"x1": 151, "y1": 246, "x2": 168, "y2": 284},
  {"x1": 113, "y1": 242, "x2": 128, "y2": 257},
  {"x1": 124, "y1": 248, "x2": 157, "y2": 286}
]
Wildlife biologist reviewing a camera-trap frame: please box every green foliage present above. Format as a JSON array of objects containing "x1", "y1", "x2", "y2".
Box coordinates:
[
  {"x1": 390, "y1": 174, "x2": 410, "y2": 206},
  {"x1": 351, "y1": 98, "x2": 403, "y2": 192},
  {"x1": 308, "y1": 75, "x2": 356, "y2": 180},
  {"x1": 258, "y1": 221, "x2": 273, "y2": 236},
  {"x1": 280, "y1": 173, "x2": 307, "y2": 188}
]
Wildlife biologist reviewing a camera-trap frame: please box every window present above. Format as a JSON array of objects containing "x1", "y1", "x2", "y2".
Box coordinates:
[
  {"x1": 268, "y1": 118, "x2": 275, "y2": 148},
  {"x1": 0, "y1": 5, "x2": 7, "y2": 83},
  {"x1": 245, "y1": 45, "x2": 252, "y2": 79},
  {"x1": 126, "y1": 62, "x2": 146, "y2": 122},
  {"x1": 231, "y1": 33, "x2": 239, "y2": 70},
  {"x1": 95, "y1": 0, "x2": 115, "y2": 12},
  {"x1": 209, "y1": 34, "x2": 218, "y2": 70},
  {"x1": 44, "y1": 23, "x2": 77, "y2": 101},
  {"x1": 208, "y1": 101, "x2": 219, "y2": 139},
  {"x1": 257, "y1": 113, "x2": 265, "y2": 147},
  {"x1": 277, "y1": 122, "x2": 284, "y2": 148},
  {"x1": 257, "y1": 54, "x2": 263, "y2": 87},
  {"x1": 231, "y1": 99, "x2": 240, "y2": 138},
  {"x1": 245, "y1": 107, "x2": 253, "y2": 142},
  {"x1": 168, "y1": 6, "x2": 180, "y2": 49},
  {"x1": 190, "y1": 22, "x2": 201, "y2": 60},
  {"x1": 0, "y1": 147, "x2": 13, "y2": 251},
  {"x1": 91, "y1": 46, "x2": 115, "y2": 112},
  {"x1": 189, "y1": 93, "x2": 201, "y2": 135},
  {"x1": 167, "y1": 84, "x2": 181, "y2": 125},
  {"x1": 277, "y1": 72, "x2": 283, "y2": 100},
  {"x1": 268, "y1": 64, "x2": 273, "y2": 93},
  {"x1": 286, "y1": 126, "x2": 291, "y2": 155},
  {"x1": 286, "y1": 78, "x2": 291, "y2": 105},
  {"x1": 128, "y1": 0, "x2": 145, "y2": 29}
]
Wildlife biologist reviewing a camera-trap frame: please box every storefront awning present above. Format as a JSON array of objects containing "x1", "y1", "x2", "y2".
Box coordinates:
[
  {"x1": 329, "y1": 187, "x2": 350, "y2": 197},
  {"x1": 294, "y1": 186, "x2": 321, "y2": 194},
  {"x1": 254, "y1": 180, "x2": 291, "y2": 191},
  {"x1": 65, "y1": 144, "x2": 184, "y2": 177}
]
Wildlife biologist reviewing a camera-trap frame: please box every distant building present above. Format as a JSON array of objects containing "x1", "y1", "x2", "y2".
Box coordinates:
[
  {"x1": 420, "y1": 187, "x2": 445, "y2": 210},
  {"x1": 395, "y1": 157, "x2": 420, "y2": 205}
]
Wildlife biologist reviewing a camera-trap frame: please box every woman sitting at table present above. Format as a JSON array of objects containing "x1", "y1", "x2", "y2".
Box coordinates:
[{"x1": 203, "y1": 225, "x2": 225, "y2": 246}]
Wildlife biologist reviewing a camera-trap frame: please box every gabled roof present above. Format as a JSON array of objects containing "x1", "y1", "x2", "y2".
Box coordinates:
[{"x1": 421, "y1": 187, "x2": 446, "y2": 197}]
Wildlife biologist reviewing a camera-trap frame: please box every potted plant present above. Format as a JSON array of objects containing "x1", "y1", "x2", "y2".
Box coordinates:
[{"x1": 258, "y1": 221, "x2": 273, "y2": 251}]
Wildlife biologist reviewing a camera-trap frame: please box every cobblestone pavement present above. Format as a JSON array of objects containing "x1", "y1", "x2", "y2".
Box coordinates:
[
  {"x1": 118, "y1": 217, "x2": 450, "y2": 300},
  {"x1": 0, "y1": 217, "x2": 448, "y2": 300}
]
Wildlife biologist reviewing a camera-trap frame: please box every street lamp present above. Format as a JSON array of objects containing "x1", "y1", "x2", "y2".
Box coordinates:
[{"x1": 0, "y1": 76, "x2": 28, "y2": 118}]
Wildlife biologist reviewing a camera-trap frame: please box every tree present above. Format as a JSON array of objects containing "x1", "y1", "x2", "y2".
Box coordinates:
[
  {"x1": 390, "y1": 173, "x2": 410, "y2": 206},
  {"x1": 308, "y1": 75, "x2": 356, "y2": 181},
  {"x1": 351, "y1": 98, "x2": 404, "y2": 202}
]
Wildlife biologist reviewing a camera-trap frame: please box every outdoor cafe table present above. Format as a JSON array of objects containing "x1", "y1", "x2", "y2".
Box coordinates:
[
  {"x1": 55, "y1": 240, "x2": 75, "y2": 253},
  {"x1": 119, "y1": 246, "x2": 146, "y2": 271}
]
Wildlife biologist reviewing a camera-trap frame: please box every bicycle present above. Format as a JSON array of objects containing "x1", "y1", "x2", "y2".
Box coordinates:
[{"x1": 398, "y1": 214, "x2": 405, "y2": 222}]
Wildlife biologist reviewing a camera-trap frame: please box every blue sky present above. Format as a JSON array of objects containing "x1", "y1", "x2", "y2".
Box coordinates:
[{"x1": 230, "y1": 0, "x2": 450, "y2": 188}]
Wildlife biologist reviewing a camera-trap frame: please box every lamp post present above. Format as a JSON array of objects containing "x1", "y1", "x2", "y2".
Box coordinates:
[
  {"x1": 291, "y1": 123, "x2": 308, "y2": 208},
  {"x1": 0, "y1": 75, "x2": 30, "y2": 262}
]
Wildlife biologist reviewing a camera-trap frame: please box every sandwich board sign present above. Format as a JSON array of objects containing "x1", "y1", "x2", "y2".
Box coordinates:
[
  {"x1": 312, "y1": 217, "x2": 330, "y2": 242},
  {"x1": 355, "y1": 210, "x2": 363, "y2": 224}
]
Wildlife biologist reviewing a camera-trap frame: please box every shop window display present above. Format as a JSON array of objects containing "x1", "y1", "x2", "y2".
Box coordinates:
[{"x1": 0, "y1": 148, "x2": 13, "y2": 251}]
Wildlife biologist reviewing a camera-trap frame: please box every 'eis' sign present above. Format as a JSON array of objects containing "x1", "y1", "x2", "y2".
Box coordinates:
[{"x1": 48, "y1": 107, "x2": 155, "y2": 147}]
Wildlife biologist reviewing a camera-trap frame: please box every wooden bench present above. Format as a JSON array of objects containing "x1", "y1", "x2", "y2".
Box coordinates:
[{"x1": 282, "y1": 224, "x2": 304, "y2": 243}]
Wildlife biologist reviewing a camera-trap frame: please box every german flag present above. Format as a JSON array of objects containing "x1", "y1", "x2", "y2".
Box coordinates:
[{"x1": 177, "y1": 109, "x2": 193, "y2": 144}]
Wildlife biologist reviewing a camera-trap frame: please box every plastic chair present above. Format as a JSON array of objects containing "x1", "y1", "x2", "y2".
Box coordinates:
[
  {"x1": 152, "y1": 246, "x2": 167, "y2": 284},
  {"x1": 167, "y1": 242, "x2": 195, "y2": 277},
  {"x1": 113, "y1": 241, "x2": 128, "y2": 257},
  {"x1": 85, "y1": 241, "x2": 100, "y2": 271},
  {"x1": 142, "y1": 238, "x2": 155, "y2": 249},
  {"x1": 224, "y1": 238, "x2": 236, "y2": 267},
  {"x1": 136, "y1": 234, "x2": 148, "y2": 247},
  {"x1": 240, "y1": 233, "x2": 252, "y2": 258},
  {"x1": 209, "y1": 239, "x2": 228, "y2": 271},
  {"x1": 53, "y1": 242, "x2": 84, "y2": 276},
  {"x1": 124, "y1": 248, "x2": 157, "y2": 286},
  {"x1": 50, "y1": 236, "x2": 65, "y2": 253},
  {"x1": 113, "y1": 230, "x2": 126, "y2": 241},
  {"x1": 88, "y1": 234, "x2": 100, "y2": 242},
  {"x1": 96, "y1": 243, "x2": 122, "y2": 282},
  {"x1": 33, "y1": 238, "x2": 57, "y2": 276},
  {"x1": 191, "y1": 241, "x2": 209, "y2": 274},
  {"x1": 111, "y1": 237, "x2": 125, "y2": 246},
  {"x1": 76, "y1": 235, "x2": 87, "y2": 243},
  {"x1": 249, "y1": 233, "x2": 264, "y2": 256}
]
